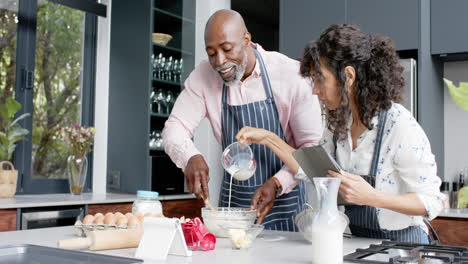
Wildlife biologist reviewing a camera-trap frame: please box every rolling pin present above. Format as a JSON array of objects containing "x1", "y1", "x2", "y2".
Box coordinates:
[{"x1": 58, "y1": 229, "x2": 143, "y2": 251}]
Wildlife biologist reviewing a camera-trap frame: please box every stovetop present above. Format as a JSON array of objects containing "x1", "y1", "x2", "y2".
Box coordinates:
[{"x1": 344, "y1": 241, "x2": 468, "y2": 263}]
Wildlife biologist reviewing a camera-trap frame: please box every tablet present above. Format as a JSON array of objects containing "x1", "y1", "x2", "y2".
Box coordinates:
[
  {"x1": 292, "y1": 145, "x2": 341, "y2": 179},
  {"x1": 293, "y1": 145, "x2": 349, "y2": 205}
]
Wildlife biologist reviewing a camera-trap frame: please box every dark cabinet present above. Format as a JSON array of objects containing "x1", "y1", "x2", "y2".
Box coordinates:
[
  {"x1": 431, "y1": 0, "x2": 468, "y2": 55},
  {"x1": 279, "y1": 0, "x2": 345, "y2": 59},
  {"x1": 279, "y1": 0, "x2": 418, "y2": 58},
  {"x1": 347, "y1": 0, "x2": 419, "y2": 51}
]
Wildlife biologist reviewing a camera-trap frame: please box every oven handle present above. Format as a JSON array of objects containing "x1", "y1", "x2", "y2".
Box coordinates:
[{"x1": 21, "y1": 208, "x2": 84, "y2": 230}]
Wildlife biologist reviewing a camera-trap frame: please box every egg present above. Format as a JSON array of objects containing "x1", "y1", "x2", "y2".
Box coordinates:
[
  {"x1": 115, "y1": 216, "x2": 128, "y2": 227},
  {"x1": 104, "y1": 213, "x2": 116, "y2": 225},
  {"x1": 105, "y1": 212, "x2": 114, "y2": 218},
  {"x1": 94, "y1": 213, "x2": 104, "y2": 218},
  {"x1": 125, "y1": 212, "x2": 134, "y2": 219},
  {"x1": 93, "y1": 214, "x2": 105, "y2": 225},
  {"x1": 134, "y1": 212, "x2": 144, "y2": 222},
  {"x1": 114, "y1": 212, "x2": 124, "y2": 218},
  {"x1": 127, "y1": 216, "x2": 141, "y2": 229},
  {"x1": 82, "y1": 214, "x2": 94, "y2": 225}
]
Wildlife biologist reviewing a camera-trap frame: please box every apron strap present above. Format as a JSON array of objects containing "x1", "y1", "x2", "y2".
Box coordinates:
[
  {"x1": 369, "y1": 110, "x2": 387, "y2": 177},
  {"x1": 333, "y1": 110, "x2": 388, "y2": 177}
]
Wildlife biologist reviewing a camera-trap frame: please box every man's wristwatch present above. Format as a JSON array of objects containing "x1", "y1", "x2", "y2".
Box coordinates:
[{"x1": 271, "y1": 177, "x2": 283, "y2": 198}]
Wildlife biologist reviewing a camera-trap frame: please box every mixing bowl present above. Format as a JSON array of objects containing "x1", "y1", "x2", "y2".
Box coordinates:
[
  {"x1": 223, "y1": 224, "x2": 264, "y2": 249},
  {"x1": 201, "y1": 207, "x2": 257, "y2": 238}
]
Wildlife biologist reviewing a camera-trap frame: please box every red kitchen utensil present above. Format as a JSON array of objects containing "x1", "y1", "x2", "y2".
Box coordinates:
[{"x1": 181, "y1": 217, "x2": 216, "y2": 251}]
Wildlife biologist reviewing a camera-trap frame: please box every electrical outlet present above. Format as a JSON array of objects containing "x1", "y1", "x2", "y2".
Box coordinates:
[{"x1": 107, "y1": 170, "x2": 121, "y2": 190}]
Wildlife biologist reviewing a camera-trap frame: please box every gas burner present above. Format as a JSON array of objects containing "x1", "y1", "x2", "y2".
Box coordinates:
[{"x1": 344, "y1": 241, "x2": 468, "y2": 263}]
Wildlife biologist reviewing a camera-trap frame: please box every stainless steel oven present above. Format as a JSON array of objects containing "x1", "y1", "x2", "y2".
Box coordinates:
[{"x1": 20, "y1": 205, "x2": 84, "y2": 230}]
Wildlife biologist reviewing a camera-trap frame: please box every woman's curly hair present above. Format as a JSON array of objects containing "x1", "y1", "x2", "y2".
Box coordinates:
[{"x1": 300, "y1": 24, "x2": 404, "y2": 140}]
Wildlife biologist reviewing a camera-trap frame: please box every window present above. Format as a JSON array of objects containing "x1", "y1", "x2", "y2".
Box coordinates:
[{"x1": 0, "y1": 0, "x2": 104, "y2": 193}]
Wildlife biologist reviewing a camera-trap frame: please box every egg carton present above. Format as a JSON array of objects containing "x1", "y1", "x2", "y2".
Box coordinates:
[{"x1": 73, "y1": 220, "x2": 139, "y2": 237}]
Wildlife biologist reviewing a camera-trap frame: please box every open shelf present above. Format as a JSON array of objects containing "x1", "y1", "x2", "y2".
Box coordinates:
[
  {"x1": 153, "y1": 42, "x2": 193, "y2": 56},
  {"x1": 153, "y1": 7, "x2": 194, "y2": 24},
  {"x1": 152, "y1": 78, "x2": 182, "y2": 87},
  {"x1": 151, "y1": 112, "x2": 170, "y2": 118}
]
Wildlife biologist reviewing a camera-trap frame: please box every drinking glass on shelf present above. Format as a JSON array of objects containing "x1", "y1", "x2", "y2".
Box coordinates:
[
  {"x1": 155, "y1": 89, "x2": 167, "y2": 114},
  {"x1": 165, "y1": 91, "x2": 174, "y2": 114},
  {"x1": 150, "y1": 90, "x2": 157, "y2": 113}
]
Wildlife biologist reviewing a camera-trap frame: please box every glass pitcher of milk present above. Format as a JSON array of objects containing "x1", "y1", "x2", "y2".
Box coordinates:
[
  {"x1": 311, "y1": 177, "x2": 346, "y2": 264},
  {"x1": 221, "y1": 142, "x2": 256, "y2": 181}
]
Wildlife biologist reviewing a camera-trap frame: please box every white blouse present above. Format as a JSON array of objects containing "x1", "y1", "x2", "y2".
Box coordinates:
[{"x1": 316, "y1": 103, "x2": 444, "y2": 231}]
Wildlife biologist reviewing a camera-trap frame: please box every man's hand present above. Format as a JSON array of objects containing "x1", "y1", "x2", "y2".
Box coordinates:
[
  {"x1": 185, "y1": 154, "x2": 210, "y2": 199},
  {"x1": 250, "y1": 179, "x2": 277, "y2": 224}
]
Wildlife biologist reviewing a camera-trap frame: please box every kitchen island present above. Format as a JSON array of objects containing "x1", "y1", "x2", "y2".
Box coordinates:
[{"x1": 0, "y1": 226, "x2": 381, "y2": 263}]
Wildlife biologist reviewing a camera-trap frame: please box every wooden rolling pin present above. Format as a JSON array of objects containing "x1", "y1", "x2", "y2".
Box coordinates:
[{"x1": 58, "y1": 229, "x2": 143, "y2": 251}]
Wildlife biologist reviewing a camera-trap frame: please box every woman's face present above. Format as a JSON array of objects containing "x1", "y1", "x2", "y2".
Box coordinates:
[{"x1": 310, "y1": 59, "x2": 341, "y2": 110}]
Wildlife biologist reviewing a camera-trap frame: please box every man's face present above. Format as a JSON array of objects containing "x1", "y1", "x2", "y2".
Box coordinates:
[{"x1": 205, "y1": 28, "x2": 248, "y2": 86}]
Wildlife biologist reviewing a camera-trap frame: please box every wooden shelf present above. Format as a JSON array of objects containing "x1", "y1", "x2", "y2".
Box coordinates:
[{"x1": 153, "y1": 7, "x2": 194, "y2": 24}]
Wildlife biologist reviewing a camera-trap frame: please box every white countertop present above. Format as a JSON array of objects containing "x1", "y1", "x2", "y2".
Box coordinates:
[
  {"x1": 0, "y1": 226, "x2": 382, "y2": 264},
  {"x1": 437, "y1": 208, "x2": 468, "y2": 218},
  {"x1": 0, "y1": 193, "x2": 196, "y2": 209}
]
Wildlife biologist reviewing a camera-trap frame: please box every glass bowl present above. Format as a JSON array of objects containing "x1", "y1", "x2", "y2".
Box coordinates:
[
  {"x1": 221, "y1": 142, "x2": 256, "y2": 181},
  {"x1": 223, "y1": 224, "x2": 264, "y2": 250},
  {"x1": 201, "y1": 207, "x2": 257, "y2": 238},
  {"x1": 294, "y1": 207, "x2": 349, "y2": 243}
]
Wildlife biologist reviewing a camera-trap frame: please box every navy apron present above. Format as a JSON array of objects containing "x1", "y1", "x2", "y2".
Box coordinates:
[
  {"x1": 335, "y1": 110, "x2": 430, "y2": 243},
  {"x1": 219, "y1": 48, "x2": 306, "y2": 231}
]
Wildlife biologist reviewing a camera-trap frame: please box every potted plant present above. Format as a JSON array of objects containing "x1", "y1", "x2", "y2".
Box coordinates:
[
  {"x1": 0, "y1": 97, "x2": 30, "y2": 198},
  {"x1": 61, "y1": 124, "x2": 95, "y2": 195}
]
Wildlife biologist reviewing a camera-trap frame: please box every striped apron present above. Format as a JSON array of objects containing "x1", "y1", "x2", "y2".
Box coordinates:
[
  {"x1": 336, "y1": 110, "x2": 430, "y2": 243},
  {"x1": 219, "y1": 48, "x2": 306, "y2": 231}
]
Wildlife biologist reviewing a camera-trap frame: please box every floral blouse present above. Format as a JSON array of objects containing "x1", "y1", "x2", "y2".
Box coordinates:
[{"x1": 319, "y1": 103, "x2": 444, "y2": 231}]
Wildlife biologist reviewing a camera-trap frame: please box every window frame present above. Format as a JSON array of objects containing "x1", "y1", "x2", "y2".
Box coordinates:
[{"x1": 12, "y1": 0, "x2": 101, "y2": 194}]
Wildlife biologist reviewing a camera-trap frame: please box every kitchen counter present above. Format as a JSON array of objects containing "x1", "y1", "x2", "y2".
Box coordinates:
[
  {"x1": 437, "y1": 208, "x2": 468, "y2": 218},
  {"x1": 0, "y1": 193, "x2": 196, "y2": 209},
  {"x1": 0, "y1": 226, "x2": 381, "y2": 264}
]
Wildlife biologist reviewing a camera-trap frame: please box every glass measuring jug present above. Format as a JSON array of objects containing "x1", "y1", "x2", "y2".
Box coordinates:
[{"x1": 221, "y1": 142, "x2": 256, "y2": 181}]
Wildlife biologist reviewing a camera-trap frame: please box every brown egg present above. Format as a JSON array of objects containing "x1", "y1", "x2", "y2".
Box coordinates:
[
  {"x1": 114, "y1": 212, "x2": 124, "y2": 218},
  {"x1": 94, "y1": 213, "x2": 104, "y2": 218},
  {"x1": 82, "y1": 214, "x2": 94, "y2": 225},
  {"x1": 93, "y1": 214, "x2": 105, "y2": 225},
  {"x1": 135, "y1": 212, "x2": 144, "y2": 223},
  {"x1": 115, "y1": 216, "x2": 128, "y2": 227},
  {"x1": 127, "y1": 216, "x2": 141, "y2": 229},
  {"x1": 105, "y1": 212, "x2": 114, "y2": 218},
  {"x1": 125, "y1": 212, "x2": 134, "y2": 219},
  {"x1": 104, "y1": 213, "x2": 116, "y2": 225}
]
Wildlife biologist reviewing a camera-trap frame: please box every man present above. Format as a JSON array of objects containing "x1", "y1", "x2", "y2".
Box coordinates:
[{"x1": 162, "y1": 9, "x2": 322, "y2": 231}]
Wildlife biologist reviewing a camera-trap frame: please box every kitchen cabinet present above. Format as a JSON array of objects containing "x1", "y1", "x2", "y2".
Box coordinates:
[
  {"x1": 87, "y1": 199, "x2": 203, "y2": 219},
  {"x1": 279, "y1": 0, "x2": 418, "y2": 58},
  {"x1": 346, "y1": 0, "x2": 419, "y2": 51},
  {"x1": 107, "y1": 0, "x2": 195, "y2": 195},
  {"x1": 162, "y1": 199, "x2": 204, "y2": 219},
  {"x1": 431, "y1": 217, "x2": 468, "y2": 247},
  {"x1": 431, "y1": 0, "x2": 468, "y2": 55},
  {"x1": 0, "y1": 209, "x2": 16, "y2": 231},
  {"x1": 279, "y1": 0, "x2": 345, "y2": 59}
]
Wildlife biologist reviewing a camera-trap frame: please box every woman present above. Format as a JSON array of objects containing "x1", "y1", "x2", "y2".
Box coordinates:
[{"x1": 237, "y1": 24, "x2": 444, "y2": 243}]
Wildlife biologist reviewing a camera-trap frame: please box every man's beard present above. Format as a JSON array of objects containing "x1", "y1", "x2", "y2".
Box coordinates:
[{"x1": 216, "y1": 51, "x2": 248, "y2": 87}]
